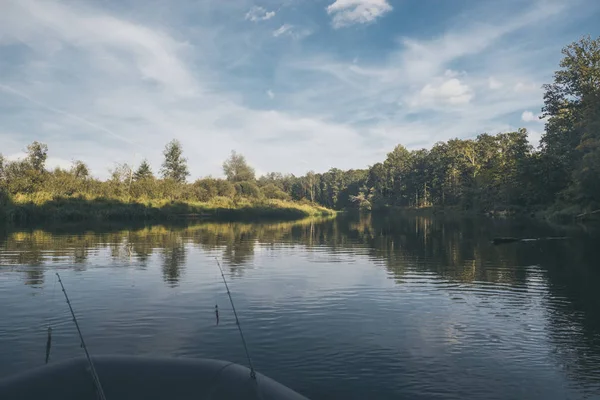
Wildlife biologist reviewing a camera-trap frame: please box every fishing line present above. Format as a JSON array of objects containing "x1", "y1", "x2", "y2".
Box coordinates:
[
  {"x1": 45, "y1": 273, "x2": 58, "y2": 364},
  {"x1": 214, "y1": 257, "x2": 256, "y2": 380},
  {"x1": 56, "y1": 273, "x2": 107, "y2": 400}
]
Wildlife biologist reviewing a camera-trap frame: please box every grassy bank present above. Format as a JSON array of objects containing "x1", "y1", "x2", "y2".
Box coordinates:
[{"x1": 0, "y1": 193, "x2": 335, "y2": 224}]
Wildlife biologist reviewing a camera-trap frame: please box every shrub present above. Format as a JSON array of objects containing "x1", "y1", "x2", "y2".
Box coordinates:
[
  {"x1": 234, "y1": 181, "x2": 262, "y2": 199},
  {"x1": 261, "y1": 183, "x2": 291, "y2": 200}
]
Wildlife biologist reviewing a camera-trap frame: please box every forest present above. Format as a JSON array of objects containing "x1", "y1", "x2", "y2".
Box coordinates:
[{"x1": 0, "y1": 35, "x2": 598, "y2": 222}]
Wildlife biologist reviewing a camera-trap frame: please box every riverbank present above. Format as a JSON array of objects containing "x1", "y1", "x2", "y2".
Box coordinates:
[
  {"x1": 0, "y1": 194, "x2": 335, "y2": 224},
  {"x1": 368, "y1": 204, "x2": 600, "y2": 225}
]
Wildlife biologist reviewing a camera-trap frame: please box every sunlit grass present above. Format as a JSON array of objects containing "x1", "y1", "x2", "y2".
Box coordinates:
[{"x1": 2, "y1": 192, "x2": 336, "y2": 223}]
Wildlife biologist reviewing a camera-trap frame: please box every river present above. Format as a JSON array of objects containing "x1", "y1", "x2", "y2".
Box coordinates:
[{"x1": 1, "y1": 213, "x2": 599, "y2": 399}]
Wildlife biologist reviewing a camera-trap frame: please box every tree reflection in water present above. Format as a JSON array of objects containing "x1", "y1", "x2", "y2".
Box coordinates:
[{"x1": 1, "y1": 213, "x2": 599, "y2": 390}]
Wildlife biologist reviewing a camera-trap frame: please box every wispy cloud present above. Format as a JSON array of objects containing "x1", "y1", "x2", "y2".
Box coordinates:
[
  {"x1": 0, "y1": 0, "x2": 196, "y2": 95},
  {"x1": 245, "y1": 6, "x2": 276, "y2": 22},
  {"x1": 273, "y1": 24, "x2": 293, "y2": 37},
  {"x1": 272, "y1": 23, "x2": 312, "y2": 39},
  {"x1": 0, "y1": 83, "x2": 136, "y2": 146},
  {"x1": 488, "y1": 77, "x2": 503, "y2": 90},
  {"x1": 326, "y1": 0, "x2": 393, "y2": 28}
]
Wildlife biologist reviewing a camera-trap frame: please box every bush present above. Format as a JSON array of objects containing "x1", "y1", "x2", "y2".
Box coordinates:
[
  {"x1": 234, "y1": 181, "x2": 262, "y2": 199},
  {"x1": 216, "y1": 180, "x2": 236, "y2": 198},
  {"x1": 192, "y1": 178, "x2": 219, "y2": 201},
  {"x1": 261, "y1": 183, "x2": 291, "y2": 200}
]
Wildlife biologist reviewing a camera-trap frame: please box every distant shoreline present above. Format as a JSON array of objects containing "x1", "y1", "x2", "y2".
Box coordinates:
[{"x1": 365, "y1": 205, "x2": 600, "y2": 225}]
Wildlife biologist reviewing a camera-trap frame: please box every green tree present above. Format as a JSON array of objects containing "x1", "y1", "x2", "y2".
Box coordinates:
[
  {"x1": 133, "y1": 159, "x2": 154, "y2": 181},
  {"x1": 258, "y1": 172, "x2": 284, "y2": 189},
  {"x1": 0, "y1": 154, "x2": 5, "y2": 183},
  {"x1": 541, "y1": 35, "x2": 600, "y2": 205},
  {"x1": 26, "y1": 141, "x2": 48, "y2": 173},
  {"x1": 304, "y1": 171, "x2": 317, "y2": 202},
  {"x1": 223, "y1": 151, "x2": 255, "y2": 182},
  {"x1": 161, "y1": 140, "x2": 189, "y2": 183},
  {"x1": 4, "y1": 160, "x2": 37, "y2": 194},
  {"x1": 383, "y1": 145, "x2": 412, "y2": 205},
  {"x1": 71, "y1": 160, "x2": 90, "y2": 179}
]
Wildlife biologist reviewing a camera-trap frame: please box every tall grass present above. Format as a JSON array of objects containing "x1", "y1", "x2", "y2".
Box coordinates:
[{"x1": 1, "y1": 192, "x2": 335, "y2": 224}]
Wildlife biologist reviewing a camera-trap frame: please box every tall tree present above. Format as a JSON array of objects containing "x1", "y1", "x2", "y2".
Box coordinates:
[
  {"x1": 541, "y1": 35, "x2": 600, "y2": 204},
  {"x1": 161, "y1": 140, "x2": 189, "y2": 183},
  {"x1": 70, "y1": 160, "x2": 89, "y2": 179},
  {"x1": 0, "y1": 153, "x2": 5, "y2": 182},
  {"x1": 304, "y1": 171, "x2": 317, "y2": 202},
  {"x1": 383, "y1": 145, "x2": 412, "y2": 205},
  {"x1": 26, "y1": 141, "x2": 48, "y2": 173},
  {"x1": 134, "y1": 159, "x2": 154, "y2": 181},
  {"x1": 223, "y1": 151, "x2": 255, "y2": 182},
  {"x1": 110, "y1": 163, "x2": 133, "y2": 183}
]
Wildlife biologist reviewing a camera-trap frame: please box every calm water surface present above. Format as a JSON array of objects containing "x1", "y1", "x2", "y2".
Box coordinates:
[{"x1": 1, "y1": 214, "x2": 600, "y2": 399}]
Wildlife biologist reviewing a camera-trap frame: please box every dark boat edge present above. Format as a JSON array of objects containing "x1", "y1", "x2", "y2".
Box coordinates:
[{"x1": 0, "y1": 355, "x2": 309, "y2": 400}]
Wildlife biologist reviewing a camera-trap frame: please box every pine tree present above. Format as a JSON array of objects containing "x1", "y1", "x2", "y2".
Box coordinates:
[{"x1": 134, "y1": 159, "x2": 154, "y2": 181}]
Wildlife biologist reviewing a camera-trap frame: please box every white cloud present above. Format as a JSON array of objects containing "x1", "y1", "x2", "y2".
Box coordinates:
[
  {"x1": 444, "y1": 69, "x2": 462, "y2": 78},
  {"x1": 414, "y1": 78, "x2": 474, "y2": 107},
  {"x1": 267, "y1": 90, "x2": 275, "y2": 99},
  {"x1": 7, "y1": 152, "x2": 72, "y2": 170},
  {"x1": 514, "y1": 81, "x2": 539, "y2": 93},
  {"x1": 528, "y1": 129, "x2": 544, "y2": 148},
  {"x1": 272, "y1": 24, "x2": 312, "y2": 39},
  {"x1": 521, "y1": 110, "x2": 548, "y2": 123},
  {"x1": 521, "y1": 111, "x2": 537, "y2": 122},
  {"x1": 488, "y1": 77, "x2": 503, "y2": 89},
  {"x1": 245, "y1": 6, "x2": 275, "y2": 22},
  {"x1": 273, "y1": 24, "x2": 293, "y2": 37},
  {"x1": 326, "y1": 0, "x2": 392, "y2": 28}
]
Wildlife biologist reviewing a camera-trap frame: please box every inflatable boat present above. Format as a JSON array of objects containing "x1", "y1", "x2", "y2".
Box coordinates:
[{"x1": 0, "y1": 355, "x2": 309, "y2": 400}]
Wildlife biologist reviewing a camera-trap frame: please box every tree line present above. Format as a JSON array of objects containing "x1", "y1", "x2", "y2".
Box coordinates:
[
  {"x1": 0, "y1": 36, "x2": 598, "y2": 217},
  {"x1": 0, "y1": 139, "x2": 286, "y2": 205}
]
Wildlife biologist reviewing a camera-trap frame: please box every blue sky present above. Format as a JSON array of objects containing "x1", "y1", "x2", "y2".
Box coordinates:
[{"x1": 1, "y1": 0, "x2": 599, "y2": 179}]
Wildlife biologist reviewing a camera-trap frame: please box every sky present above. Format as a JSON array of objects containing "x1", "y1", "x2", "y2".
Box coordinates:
[{"x1": 0, "y1": 0, "x2": 599, "y2": 179}]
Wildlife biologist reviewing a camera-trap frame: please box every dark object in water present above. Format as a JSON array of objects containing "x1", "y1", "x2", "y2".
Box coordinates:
[
  {"x1": 492, "y1": 237, "x2": 520, "y2": 245},
  {"x1": 492, "y1": 237, "x2": 569, "y2": 245},
  {"x1": 576, "y1": 209, "x2": 600, "y2": 219},
  {"x1": 0, "y1": 356, "x2": 309, "y2": 400}
]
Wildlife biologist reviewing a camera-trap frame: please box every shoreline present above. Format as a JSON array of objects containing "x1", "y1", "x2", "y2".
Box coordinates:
[
  {"x1": 365, "y1": 205, "x2": 600, "y2": 226},
  {"x1": 0, "y1": 196, "x2": 336, "y2": 224}
]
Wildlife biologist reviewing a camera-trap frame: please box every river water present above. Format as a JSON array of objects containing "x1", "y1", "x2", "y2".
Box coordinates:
[{"x1": 1, "y1": 213, "x2": 599, "y2": 399}]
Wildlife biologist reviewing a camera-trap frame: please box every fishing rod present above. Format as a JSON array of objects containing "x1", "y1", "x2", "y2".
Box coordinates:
[
  {"x1": 215, "y1": 257, "x2": 256, "y2": 380},
  {"x1": 56, "y1": 273, "x2": 107, "y2": 400}
]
